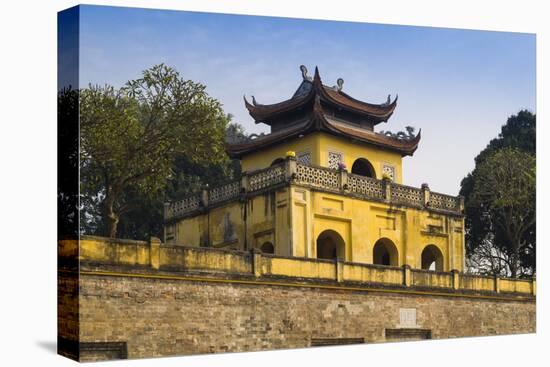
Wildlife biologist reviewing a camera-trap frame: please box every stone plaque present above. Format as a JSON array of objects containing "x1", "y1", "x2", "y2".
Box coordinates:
[{"x1": 399, "y1": 308, "x2": 417, "y2": 328}]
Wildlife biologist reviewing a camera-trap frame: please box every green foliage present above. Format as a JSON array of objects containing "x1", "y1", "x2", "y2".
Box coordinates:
[
  {"x1": 58, "y1": 87, "x2": 80, "y2": 239},
  {"x1": 80, "y1": 64, "x2": 231, "y2": 238},
  {"x1": 460, "y1": 110, "x2": 536, "y2": 277}
]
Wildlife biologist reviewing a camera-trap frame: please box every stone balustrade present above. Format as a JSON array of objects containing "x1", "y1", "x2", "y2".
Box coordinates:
[{"x1": 164, "y1": 157, "x2": 464, "y2": 221}]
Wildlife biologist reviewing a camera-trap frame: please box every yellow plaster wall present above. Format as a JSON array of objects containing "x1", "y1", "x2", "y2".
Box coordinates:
[
  {"x1": 274, "y1": 188, "x2": 292, "y2": 256},
  {"x1": 174, "y1": 214, "x2": 208, "y2": 247},
  {"x1": 289, "y1": 187, "x2": 464, "y2": 271},
  {"x1": 246, "y1": 192, "x2": 277, "y2": 251},
  {"x1": 78, "y1": 237, "x2": 151, "y2": 266},
  {"x1": 170, "y1": 187, "x2": 463, "y2": 271},
  {"x1": 262, "y1": 257, "x2": 335, "y2": 280},
  {"x1": 67, "y1": 236, "x2": 533, "y2": 296},
  {"x1": 240, "y1": 132, "x2": 405, "y2": 184},
  {"x1": 171, "y1": 193, "x2": 282, "y2": 253},
  {"x1": 240, "y1": 133, "x2": 319, "y2": 172},
  {"x1": 208, "y1": 203, "x2": 244, "y2": 249},
  {"x1": 317, "y1": 132, "x2": 404, "y2": 183}
]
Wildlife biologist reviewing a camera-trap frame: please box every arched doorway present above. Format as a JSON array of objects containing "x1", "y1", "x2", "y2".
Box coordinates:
[
  {"x1": 373, "y1": 238, "x2": 399, "y2": 266},
  {"x1": 260, "y1": 241, "x2": 274, "y2": 254},
  {"x1": 271, "y1": 158, "x2": 285, "y2": 166},
  {"x1": 351, "y1": 158, "x2": 376, "y2": 178},
  {"x1": 421, "y1": 245, "x2": 444, "y2": 271},
  {"x1": 316, "y1": 230, "x2": 345, "y2": 260}
]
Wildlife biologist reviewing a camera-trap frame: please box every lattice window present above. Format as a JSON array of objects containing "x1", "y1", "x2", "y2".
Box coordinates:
[
  {"x1": 297, "y1": 151, "x2": 312, "y2": 166},
  {"x1": 328, "y1": 151, "x2": 342, "y2": 169},
  {"x1": 382, "y1": 164, "x2": 395, "y2": 181}
]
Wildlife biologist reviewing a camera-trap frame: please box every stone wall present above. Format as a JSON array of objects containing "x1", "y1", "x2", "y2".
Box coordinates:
[
  {"x1": 57, "y1": 237, "x2": 536, "y2": 362},
  {"x1": 73, "y1": 272, "x2": 535, "y2": 361}
]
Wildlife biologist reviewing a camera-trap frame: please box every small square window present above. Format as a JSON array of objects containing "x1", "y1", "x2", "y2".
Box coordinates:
[
  {"x1": 328, "y1": 151, "x2": 342, "y2": 169},
  {"x1": 383, "y1": 164, "x2": 396, "y2": 181},
  {"x1": 297, "y1": 151, "x2": 312, "y2": 166}
]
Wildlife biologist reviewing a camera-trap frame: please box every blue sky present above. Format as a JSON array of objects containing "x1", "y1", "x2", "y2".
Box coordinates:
[{"x1": 78, "y1": 5, "x2": 535, "y2": 195}]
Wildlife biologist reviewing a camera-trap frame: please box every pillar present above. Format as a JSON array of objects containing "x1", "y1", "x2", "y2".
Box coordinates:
[{"x1": 150, "y1": 237, "x2": 161, "y2": 270}]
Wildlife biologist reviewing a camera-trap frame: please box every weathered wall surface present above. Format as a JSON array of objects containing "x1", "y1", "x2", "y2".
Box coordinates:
[
  {"x1": 74, "y1": 272, "x2": 535, "y2": 361},
  {"x1": 58, "y1": 238, "x2": 535, "y2": 362}
]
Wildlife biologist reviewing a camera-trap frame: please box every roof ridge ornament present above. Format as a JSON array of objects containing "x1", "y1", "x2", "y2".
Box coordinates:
[
  {"x1": 300, "y1": 65, "x2": 313, "y2": 82},
  {"x1": 377, "y1": 126, "x2": 419, "y2": 142},
  {"x1": 381, "y1": 94, "x2": 398, "y2": 106},
  {"x1": 333, "y1": 78, "x2": 344, "y2": 92}
]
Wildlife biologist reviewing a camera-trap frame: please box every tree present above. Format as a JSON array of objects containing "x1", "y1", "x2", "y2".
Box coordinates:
[
  {"x1": 58, "y1": 87, "x2": 79, "y2": 239},
  {"x1": 474, "y1": 110, "x2": 535, "y2": 164},
  {"x1": 84, "y1": 120, "x2": 246, "y2": 241},
  {"x1": 460, "y1": 110, "x2": 536, "y2": 277},
  {"x1": 80, "y1": 64, "x2": 230, "y2": 237},
  {"x1": 464, "y1": 148, "x2": 535, "y2": 278}
]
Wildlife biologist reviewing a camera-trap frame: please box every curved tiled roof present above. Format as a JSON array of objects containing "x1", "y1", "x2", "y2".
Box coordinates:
[
  {"x1": 245, "y1": 67, "x2": 396, "y2": 124},
  {"x1": 227, "y1": 96, "x2": 420, "y2": 158}
]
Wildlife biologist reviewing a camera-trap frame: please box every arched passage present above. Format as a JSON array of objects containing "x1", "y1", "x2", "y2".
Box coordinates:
[
  {"x1": 351, "y1": 158, "x2": 376, "y2": 178},
  {"x1": 260, "y1": 242, "x2": 274, "y2": 254},
  {"x1": 316, "y1": 230, "x2": 345, "y2": 260},
  {"x1": 373, "y1": 238, "x2": 399, "y2": 266},
  {"x1": 271, "y1": 158, "x2": 285, "y2": 166},
  {"x1": 421, "y1": 245, "x2": 444, "y2": 271}
]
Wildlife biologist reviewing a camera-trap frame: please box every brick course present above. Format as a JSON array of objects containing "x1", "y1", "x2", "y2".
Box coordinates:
[{"x1": 68, "y1": 272, "x2": 535, "y2": 361}]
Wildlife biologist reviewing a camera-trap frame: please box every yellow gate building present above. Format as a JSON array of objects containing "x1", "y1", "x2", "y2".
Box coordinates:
[{"x1": 164, "y1": 66, "x2": 465, "y2": 272}]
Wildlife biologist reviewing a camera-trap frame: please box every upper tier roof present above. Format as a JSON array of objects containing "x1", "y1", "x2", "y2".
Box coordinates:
[
  {"x1": 227, "y1": 94, "x2": 420, "y2": 158},
  {"x1": 244, "y1": 66, "x2": 397, "y2": 125}
]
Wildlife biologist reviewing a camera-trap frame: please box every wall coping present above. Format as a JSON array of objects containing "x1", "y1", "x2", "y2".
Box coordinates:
[{"x1": 67, "y1": 237, "x2": 536, "y2": 299}]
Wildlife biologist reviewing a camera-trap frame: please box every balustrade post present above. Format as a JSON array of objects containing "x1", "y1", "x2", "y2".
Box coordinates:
[
  {"x1": 451, "y1": 269, "x2": 460, "y2": 290},
  {"x1": 251, "y1": 248, "x2": 262, "y2": 277},
  {"x1": 163, "y1": 202, "x2": 170, "y2": 219},
  {"x1": 383, "y1": 178, "x2": 392, "y2": 202},
  {"x1": 421, "y1": 183, "x2": 430, "y2": 207},
  {"x1": 150, "y1": 237, "x2": 161, "y2": 270},
  {"x1": 402, "y1": 264, "x2": 411, "y2": 287},
  {"x1": 339, "y1": 169, "x2": 349, "y2": 191},
  {"x1": 285, "y1": 155, "x2": 297, "y2": 182},
  {"x1": 336, "y1": 258, "x2": 344, "y2": 283},
  {"x1": 200, "y1": 188, "x2": 209, "y2": 208},
  {"x1": 241, "y1": 172, "x2": 249, "y2": 193},
  {"x1": 532, "y1": 276, "x2": 536, "y2": 296},
  {"x1": 459, "y1": 195, "x2": 465, "y2": 212},
  {"x1": 494, "y1": 275, "x2": 501, "y2": 293}
]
